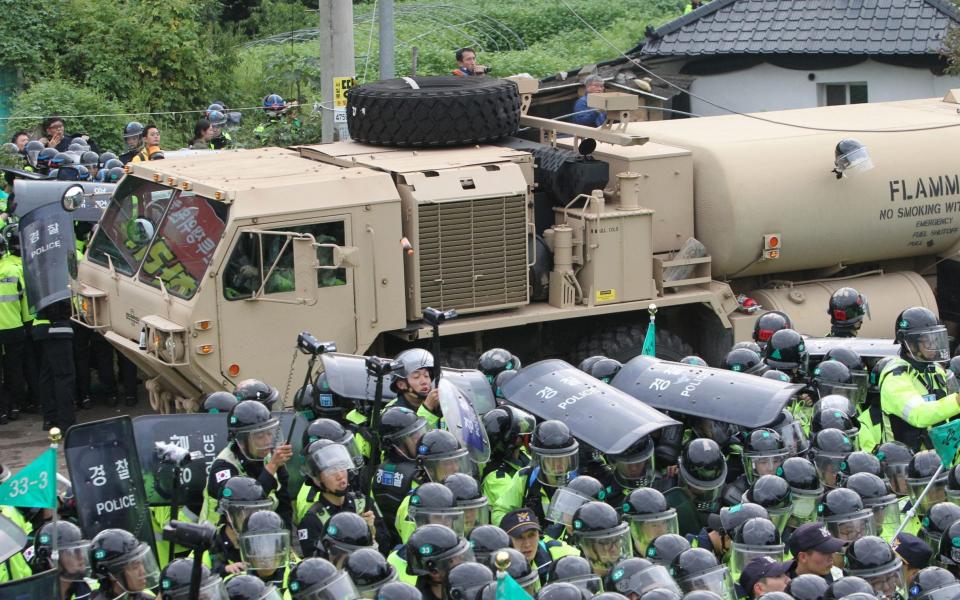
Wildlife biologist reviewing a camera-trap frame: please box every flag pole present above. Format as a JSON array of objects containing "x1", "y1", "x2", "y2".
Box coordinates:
[
  {"x1": 891, "y1": 463, "x2": 944, "y2": 540},
  {"x1": 48, "y1": 427, "x2": 62, "y2": 563}
]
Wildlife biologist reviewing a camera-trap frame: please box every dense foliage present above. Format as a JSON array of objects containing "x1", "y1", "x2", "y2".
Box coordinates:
[{"x1": 1, "y1": 0, "x2": 682, "y2": 152}]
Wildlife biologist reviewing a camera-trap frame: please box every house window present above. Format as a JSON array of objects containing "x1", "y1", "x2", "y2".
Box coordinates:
[{"x1": 820, "y1": 83, "x2": 868, "y2": 106}]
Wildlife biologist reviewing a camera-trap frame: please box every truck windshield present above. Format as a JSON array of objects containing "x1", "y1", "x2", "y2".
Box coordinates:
[{"x1": 87, "y1": 177, "x2": 229, "y2": 300}]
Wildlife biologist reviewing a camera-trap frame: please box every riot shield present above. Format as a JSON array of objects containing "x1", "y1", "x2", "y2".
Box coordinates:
[
  {"x1": 804, "y1": 337, "x2": 899, "y2": 362},
  {"x1": 132, "y1": 412, "x2": 309, "y2": 509},
  {"x1": 0, "y1": 567, "x2": 59, "y2": 599},
  {"x1": 438, "y1": 378, "x2": 491, "y2": 464},
  {"x1": 0, "y1": 513, "x2": 26, "y2": 563},
  {"x1": 12, "y1": 178, "x2": 112, "y2": 221},
  {"x1": 318, "y1": 353, "x2": 398, "y2": 402},
  {"x1": 133, "y1": 414, "x2": 229, "y2": 507},
  {"x1": 501, "y1": 359, "x2": 680, "y2": 455},
  {"x1": 19, "y1": 202, "x2": 76, "y2": 313},
  {"x1": 610, "y1": 356, "x2": 802, "y2": 429},
  {"x1": 65, "y1": 416, "x2": 156, "y2": 558},
  {"x1": 442, "y1": 368, "x2": 497, "y2": 415}
]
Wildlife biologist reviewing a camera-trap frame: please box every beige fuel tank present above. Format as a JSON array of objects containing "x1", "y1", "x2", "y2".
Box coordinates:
[
  {"x1": 748, "y1": 271, "x2": 937, "y2": 338},
  {"x1": 626, "y1": 97, "x2": 960, "y2": 278}
]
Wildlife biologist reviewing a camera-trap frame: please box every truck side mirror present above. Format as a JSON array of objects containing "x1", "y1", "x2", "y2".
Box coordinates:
[
  {"x1": 315, "y1": 243, "x2": 360, "y2": 269},
  {"x1": 61, "y1": 185, "x2": 85, "y2": 212}
]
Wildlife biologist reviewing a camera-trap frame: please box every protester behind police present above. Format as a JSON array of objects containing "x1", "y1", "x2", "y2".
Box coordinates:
[
  {"x1": 452, "y1": 47, "x2": 488, "y2": 76},
  {"x1": 189, "y1": 118, "x2": 217, "y2": 150},
  {"x1": 10, "y1": 131, "x2": 29, "y2": 152},
  {"x1": 201, "y1": 400, "x2": 293, "y2": 526},
  {"x1": 572, "y1": 75, "x2": 606, "y2": 128},
  {"x1": 131, "y1": 124, "x2": 162, "y2": 163},
  {"x1": 739, "y1": 556, "x2": 791, "y2": 600},
  {"x1": 783, "y1": 523, "x2": 844, "y2": 583},
  {"x1": 500, "y1": 508, "x2": 579, "y2": 586},
  {"x1": 893, "y1": 532, "x2": 930, "y2": 586},
  {"x1": 42, "y1": 116, "x2": 99, "y2": 153},
  {"x1": 880, "y1": 307, "x2": 959, "y2": 450}
]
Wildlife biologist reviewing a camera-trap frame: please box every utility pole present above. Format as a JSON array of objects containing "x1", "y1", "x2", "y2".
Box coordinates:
[
  {"x1": 378, "y1": 0, "x2": 395, "y2": 79},
  {"x1": 320, "y1": 0, "x2": 356, "y2": 143}
]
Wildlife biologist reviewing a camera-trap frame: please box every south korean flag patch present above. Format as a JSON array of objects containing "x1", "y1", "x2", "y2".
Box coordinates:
[{"x1": 215, "y1": 469, "x2": 232, "y2": 483}]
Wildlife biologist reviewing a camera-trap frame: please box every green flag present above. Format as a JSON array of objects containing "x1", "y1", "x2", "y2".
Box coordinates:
[
  {"x1": 641, "y1": 319, "x2": 656, "y2": 357},
  {"x1": 930, "y1": 420, "x2": 960, "y2": 467},
  {"x1": 0, "y1": 448, "x2": 57, "y2": 509},
  {"x1": 496, "y1": 572, "x2": 534, "y2": 600}
]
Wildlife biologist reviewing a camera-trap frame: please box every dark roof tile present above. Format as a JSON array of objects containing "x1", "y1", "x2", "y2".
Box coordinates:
[{"x1": 641, "y1": 0, "x2": 958, "y2": 56}]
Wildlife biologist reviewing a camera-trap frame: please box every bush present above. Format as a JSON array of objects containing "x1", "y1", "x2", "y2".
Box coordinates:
[{"x1": 9, "y1": 79, "x2": 127, "y2": 152}]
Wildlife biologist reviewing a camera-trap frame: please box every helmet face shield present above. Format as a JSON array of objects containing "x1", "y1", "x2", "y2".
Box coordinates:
[
  {"x1": 731, "y1": 543, "x2": 785, "y2": 581},
  {"x1": 766, "y1": 506, "x2": 792, "y2": 533},
  {"x1": 677, "y1": 566, "x2": 737, "y2": 600},
  {"x1": 221, "y1": 497, "x2": 277, "y2": 533},
  {"x1": 909, "y1": 474, "x2": 948, "y2": 515},
  {"x1": 743, "y1": 450, "x2": 789, "y2": 485},
  {"x1": 239, "y1": 531, "x2": 291, "y2": 572},
  {"x1": 776, "y1": 420, "x2": 809, "y2": 457},
  {"x1": 461, "y1": 499, "x2": 490, "y2": 536},
  {"x1": 866, "y1": 498, "x2": 901, "y2": 533},
  {"x1": 546, "y1": 487, "x2": 593, "y2": 526},
  {"x1": 679, "y1": 461, "x2": 725, "y2": 508},
  {"x1": 613, "y1": 444, "x2": 655, "y2": 488},
  {"x1": 59, "y1": 540, "x2": 93, "y2": 580},
  {"x1": 616, "y1": 564, "x2": 683, "y2": 598},
  {"x1": 561, "y1": 574, "x2": 603, "y2": 595},
  {"x1": 411, "y1": 506, "x2": 466, "y2": 536},
  {"x1": 109, "y1": 543, "x2": 160, "y2": 592},
  {"x1": 422, "y1": 449, "x2": 474, "y2": 482},
  {"x1": 532, "y1": 446, "x2": 579, "y2": 488},
  {"x1": 165, "y1": 577, "x2": 229, "y2": 600},
  {"x1": 847, "y1": 560, "x2": 904, "y2": 600},
  {"x1": 903, "y1": 327, "x2": 950, "y2": 363},
  {"x1": 914, "y1": 582, "x2": 960, "y2": 600},
  {"x1": 295, "y1": 571, "x2": 361, "y2": 600},
  {"x1": 789, "y1": 490, "x2": 821, "y2": 528},
  {"x1": 237, "y1": 419, "x2": 283, "y2": 461},
  {"x1": 824, "y1": 509, "x2": 876, "y2": 542},
  {"x1": 812, "y1": 451, "x2": 846, "y2": 489},
  {"x1": 627, "y1": 510, "x2": 679, "y2": 555},
  {"x1": 387, "y1": 418, "x2": 430, "y2": 460},
  {"x1": 305, "y1": 443, "x2": 356, "y2": 483},
  {"x1": 886, "y1": 463, "x2": 911, "y2": 496},
  {"x1": 578, "y1": 525, "x2": 632, "y2": 576}
]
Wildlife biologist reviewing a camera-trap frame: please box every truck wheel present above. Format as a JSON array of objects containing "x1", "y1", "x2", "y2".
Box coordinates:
[
  {"x1": 572, "y1": 323, "x2": 694, "y2": 365},
  {"x1": 346, "y1": 76, "x2": 521, "y2": 147}
]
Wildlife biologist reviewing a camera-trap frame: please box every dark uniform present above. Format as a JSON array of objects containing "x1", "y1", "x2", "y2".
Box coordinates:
[{"x1": 33, "y1": 299, "x2": 76, "y2": 430}]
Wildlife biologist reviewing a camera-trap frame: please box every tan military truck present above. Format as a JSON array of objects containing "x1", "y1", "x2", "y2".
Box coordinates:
[{"x1": 70, "y1": 84, "x2": 959, "y2": 413}]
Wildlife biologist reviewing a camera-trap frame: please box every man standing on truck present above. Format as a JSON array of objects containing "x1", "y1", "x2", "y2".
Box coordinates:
[
  {"x1": 879, "y1": 307, "x2": 960, "y2": 450},
  {"x1": 452, "y1": 47, "x2": 488, "y2": 76},
  {"x1": 572, "y1": 75, "x2": 607, "y2": 128}
]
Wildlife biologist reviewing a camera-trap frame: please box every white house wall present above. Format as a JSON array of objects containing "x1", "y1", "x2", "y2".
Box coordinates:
[{"x1": 687, "y1": 58, "x2": 960, "y2": 116}]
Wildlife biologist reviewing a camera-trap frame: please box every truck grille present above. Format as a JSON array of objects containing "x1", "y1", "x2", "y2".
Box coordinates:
[{"x1": 418, "y1": 195, "x2": 528, "y2": 314}]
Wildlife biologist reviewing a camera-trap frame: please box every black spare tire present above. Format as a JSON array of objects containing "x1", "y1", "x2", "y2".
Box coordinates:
[{"x1": 346, "y1": 76, "x2": 521, "y2": 147}]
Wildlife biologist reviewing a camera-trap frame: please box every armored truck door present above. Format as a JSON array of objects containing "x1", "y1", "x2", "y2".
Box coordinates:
[{"x1": 216, "y1": 216, "x2": 357, "y2": 397}]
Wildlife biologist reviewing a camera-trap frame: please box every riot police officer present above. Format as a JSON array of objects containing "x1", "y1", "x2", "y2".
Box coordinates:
[
  {"x1": 202, "y1": 391, "x2": 239, "y2": 414},
  {"x1": 89, "y1": 528, "x2": 160, "y2": 599},
  {"x1": 202, "y1": 400, "x2": 292, "y2": 526},
  {"x1": 844, "y1": 472, "x2": 900, "y2": 540},
  {"x1": 478, "y1": 348, "x2": 521, "y2": 387},
  {"x1": 729, "y1": 518, "x2": 784, "y2": 582},
  {"x1": 405, "y1": 524, "x2": 473, "y2": 600},
  {"x1": 224, "y1": 574, "x2": 283, "y2": 600},
  {"x1": 548, "y1": 555, "x2": 603, "y2": 594},
  {"x1": 859, "y1": 356, "x2": 895, "y2": 452},
  {"x1": 234, "y1": 379, "x2": 280, "y2": 410},
  {"x1": 722, "y1": 348, "x2": 766, "y2": 375},
  {"x1": 918, "y1": 502, "x2": 960, "y2": 554},
  {"x1": 810, "y1": 428, "x2": 854, "y2": 490},
  {"x1": 780, "y1": 456, "x2": 822, "y2": 530},
  {"x1": 752, "y1": 311, "x2": 792, "y2": 350},
  {"x1": 287, "y1": 557, "x2": 359, "y2": 600},
  {"x1": 395, "y1": 482, "x2": 462, "y2": 544},
  {"x1": 118, "y1": 122, "x2": 145, "y2": 164},
  {"x1": 481, "y1": 405, "x2": 535, "y2": 506},
  {"x1": 762, "y1": 328, "x2": 807, "y2": 382},
  {"x1": 390, "y1": 348, "x2": 440, "y2": 418},
  {"x1": 880, "y1": 307, "x2": 959, "y2": 450},
  {"x1": 208, "y1": 476, "x2": 274, "y2": 575},
  {"x1": 28, "y1": 520, "x2": 93, "y2": 599},
  {"x1": 906, "y1": 451, "x2": 949, "y2": 522},
  {"x1": 670, "y1": 547, "x2": 738, "y2": 600},
  {"x1": 372, "y1": 406, "x2": 430, "y2": 541},
  {"x1": 571, "y1": 501, "x2": 632, "y2": 577},
  {"x1": 238, "y1": 510, "x2": 294, "y2": 591},
  {"x1": 819, "y1": 487, "x2": 875, "y2": 542},
  {"x1": 157, "y1": 558, "x2": 227, "y2": 599},
  {"x1": 842, "y1": 536, "x2": 906, "y2": 600},
  {"x1": 443, "y1": 472, "x2": 489, "y2": 536},
  {"x1": 319, "y1": 511, "x2": 374, "y2": 566},
  {"x1": 668, "y1": 438, "x2": 728, "y2": 534},
  {"x1": 492, "y1": 547, "x2": 541, "y2": 596},
  {"x1": 492, "y1": 420, "x2": 579, "y2": 526},
  {"x1": 744, "y1": 476, "x2": 792, "y2": 533},
  {"x1": 906, "y1": 567, "x2": 960, "y2": 600},
  {"x1": 622, "y1": 487, "x2": 679, "y2": 557},
  {"x1": 828, "y1": 287, "x2": 868, "y2": 338},
  {"x1": 345, "y1": 547, "x2": 398, "y2": 597}
]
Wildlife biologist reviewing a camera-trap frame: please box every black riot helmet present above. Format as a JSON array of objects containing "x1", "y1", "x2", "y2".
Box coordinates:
[
  {"x1": 762, "y1": 328, "x2": 807, "y2": 372},
  {"x1": 745, "y1": 475, "x2": 792, "y2": 530},
  {"x1": 406, "y1": 524, "x2": 472, "y2": 578},
  {"x1": 578, "y1": 356, "x2": 606, "y2": 373},
  {"x1": 622, "y1": 487, "x2": 681, "y2": 556},
  {"x1": 160, "y1": 558, "x2": 225, "y2": 599},
  {"x1": 715, "y1": 503, "x2": 769, "y2": 537},
  {"x1": 921, "y1": 502, "x2": 960, "y2": 542},
  {"x1": 908, "y1": 566, "x2": 960, "y2": 600},
  {"x1": 753, "y1": 312, "x2": 793, "y2": 347},
  {"x1": 227, "y1": 400, "x2": 282, "y2": 461},
  {"x1": 838, "y1": 451, "x2": 882, "y2": 482},
  {"x1": 644, "y1": 534, "x2": 691, "y2": 566},
  {"x1": 287, "y1": 557, "x2": 358, "y2": 600},
  {"x1": 443, "y1": 472, "x2": 489, "y2": 535},
  {"x1": 408, "y1": 482, "x2": 462, "y2": 534},
  {"x1": 31, "y1": 520, "x2": 90, "y2": 579},
  {"x1": 609, "y1": 435, "x2": 655, "y2": 488},
  {"x1": 225, "y1": 574, "x2": 280, "y2": 600},
  {"x1": 678, "y1": 438, "x2": 727, "y2": 506},
  {"x1": 549, "y1": 555, "x2": 603, "y2": 595},
  {"x1": 605, "y1": 557, "x2": 681, "y2": 599},
  {"x1": 380, "y1": 406, "x2": 429, "y2": 460},
  {"x1": 908, "y1": 452, "x2": 949, "y2": 517},
  {"x1": 787, "y1": 574, "x2": 829, "y2": 600},
  {"x1": 482, "y1": 405, "x2": 536, "y2": 460},
  {"x1": 762, "y1": 370, "x2": 792, "y2": 382},
  {"x1": 869, "y1": 357, "x2": 895, "y2": 394},
  {"x1": 732, "y1": 517, "x2": 780, "y2": 547},
  {"x1": 824, "y1": 346, "x2": 867, "y2": 375},
  {"x1": 446, "y1": 562, "x2": 494, "y2": 600},
  {"x1": 819, "y1": 487, "x2": 866, "y2": 518},
  {"x1": 843, "y1": 536, "x2": 904, "y2": 596},
  {"x1": 810, "y1": 408, "x2": 857, "y2": 437},
  {"x1": 90, "y1": 528, "x2": 160, "y2": 592},
  {"x1": 123, "y1": 121, "x2": 145, "y2": 144},
  {"x1": 829, "y1": 287, "x2": 869, "y2": 328},
  {"x1": 741, "y1": 428, "x2": 788, "y2": 485},
  {"x1": 845, "y1": 472, "x2": 890, "y2": 502},
  {"x1": 811, "y1": 428, "x2": 854, "y2": 489},
  {"x1": 895, "y1": 307, "x2": 949, "y2": 363},
  {"x1": 376, "y1": 582, "x2": 424, "y2": 600},
  {"x1": 302, "y1": 417, "x2": 353, "y2": 448},
  {"x1": 468, "y1": 525, "x2": 510, "y2": 565},
  {"x1": 909, "y1": 451, "x2": 944, "y2": 480},
  {"x1": 681, "y1": 356, "x2": 708, "y2": 367},
  {"x1": 812, "y1": 360, "x2": 857, "y2": 399},
  {"x1": 669, "y1": 547, "x2": 721, "y2": 580},
  {"x1": 345, "y1": 548, "x2": 397, "y2": 596},
  {"x1": 820, "y1": 488, "x2": 875, "y2": 542},
  {"x1": 876, "y1": 441, "x2": 915, "y2": 496},
  {"x1": 733, "y1": 341, "x2": 763, "y2": 354},
  {"x1": 217, "y1": 476, "x2": 274, "y2": 533},
  {"x1": 824, "y1": 576, "x2": 875, "y2": 600},
  {"x1": 536, "y1": 582, "x2": 591, "y2": 600},
  {"x1": 939, "y1": 519, "x2": 960, "y2": 568},
  {"x1": 722, "y1": 347, "x2": 765, "y2": 375},
  {"x1": 322, "y1": 511, "x2": 374, "y2": 564},
  {"x1": 846, "y1": 472, "x2": 900, "y2": 535},
  {"x1": 572, "y1": 501, "x2": 632, "y2": 575},
  {"x1": 234, "y1": 379, "x2": 280, "y2": 410},
  {"x1": 202, "y1": 390, "x2": 239, "y2": 414},
  {"x1": 477, "y1": 348, "x2": 520, "y2": 383},
  {"x1": 493, "y1": 370, "x2": 518, "y2": 399},
  {"x1": 35, "y1": 147, "x2": 58, "y2": 171},
  {"x1": 530, "y1": 420, "x2": 579, "y2": 488},
  {"x1": 781, "y1": 456, "x2": 821, "y2": 491},
  {"x1": 417, "y1": 429, "x2": 473, "y2": 482},
  {"x1": 589, "y1": 358, "x2": 623, "y2": 383}
]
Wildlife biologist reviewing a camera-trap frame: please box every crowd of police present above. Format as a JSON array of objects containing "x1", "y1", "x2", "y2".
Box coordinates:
[{"x1": 4, "y1": 285, "x2": 960, "y2": 600}]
